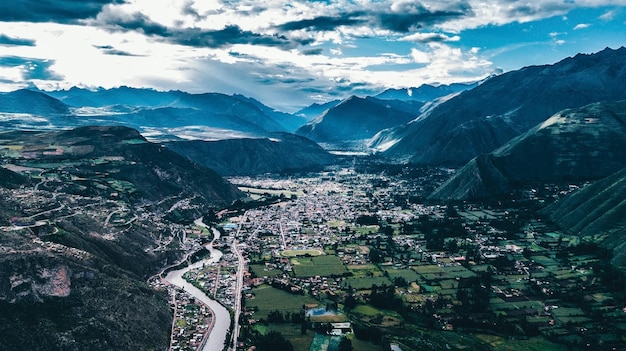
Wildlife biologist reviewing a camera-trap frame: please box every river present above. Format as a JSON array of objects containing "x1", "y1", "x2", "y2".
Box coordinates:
[{"x1": 164, "y1": 220, "x2": 231, "y2": 351}]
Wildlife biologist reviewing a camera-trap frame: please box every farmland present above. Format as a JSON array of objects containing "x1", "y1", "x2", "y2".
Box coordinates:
[{"x1": 212, "y1": 167, "x2": 626, "y2": 350}]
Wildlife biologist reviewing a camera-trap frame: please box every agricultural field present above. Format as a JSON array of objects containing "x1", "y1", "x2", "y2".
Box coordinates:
[
  {"x1": 291, "y1": 255, "x2": 349, "y2": 278},
  {"x1": 246, "y1": 284, "x2": 318, "y2": 320},
  {"x1": 252, "y1": 323, "x2": 314, "y2": 351},
  {"x1": 281, "y1": 249, "x2": 324, "y2": 257},
  {"x1": 249, "y1": 264, "x2": 283, "y2": 278},
  {"x1": 384, "y1": 268, "x2": 420, "y2": 283},
  {"x1": 342, "y1": 276, "x2": 392, "y2": 290}
]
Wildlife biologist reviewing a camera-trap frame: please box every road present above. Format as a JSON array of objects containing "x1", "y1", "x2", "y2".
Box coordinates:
[{"x1": 230, "y1": 239, "x2": 245, "y2": 351}]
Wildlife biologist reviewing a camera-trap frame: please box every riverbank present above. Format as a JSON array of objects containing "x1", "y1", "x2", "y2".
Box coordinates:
[{"x1": 159, "y1": 219, "x2": 232, "y2": 351}]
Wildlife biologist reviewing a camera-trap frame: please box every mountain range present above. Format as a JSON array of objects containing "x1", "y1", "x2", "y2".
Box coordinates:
[
  {"x1": 0, "y1": 87, "x2": 304, "y2": 138},
  {"x1": 295, "y1": 83, "x2": 478, "y2": 146},
  {"x1": 371, "y1": 47, "x2": 626, "y2": 165},
  {"x1": 2, "y1": 45, "x2": 626, "y2": 350}
]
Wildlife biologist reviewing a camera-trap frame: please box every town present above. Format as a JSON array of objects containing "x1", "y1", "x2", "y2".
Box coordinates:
[
  {"x1": 171, "y1": 164, "x2": 626, "y2": 351},
  {"x1": 2, "y1": 157, "x2": 625, "y2": 351}
]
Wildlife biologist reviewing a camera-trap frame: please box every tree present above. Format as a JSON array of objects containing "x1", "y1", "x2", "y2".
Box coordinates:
[
  {"x1": 338, "y1": 337, "x2": 353, "y2": 351},
  {"x1": 369, "y1": 248, "x2": 385, "y2": 263},
  {"x1": 255, "y1": 331, "x2": 293, "y2": 351},
  {"x1": 393, "y1": 276, "x2": 408, "y2": 288},
  {"x1": 446, "y1": 239, "x2": 459, "y2": 254}
]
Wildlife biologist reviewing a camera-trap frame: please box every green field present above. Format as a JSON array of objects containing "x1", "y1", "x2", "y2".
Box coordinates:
[
  {"x1": 475, "y1": 334, "x2": 569, "y2": 351},
  {"x1": 249, "y1": 264, "x2": 283, "y2": 278},
  {"x1": 253, "y1": 323, "x2": 314, "y2": 351},
  {"x1": 385, "y1": 268, "x2": 420, "y2": 283},
  {"x1": 246, "y1": 284, "x2": 318, "y2": 320},
  {"x1": 281, "y1": 249, "x2": 324, "y2": 257},
  {"x1": 342, "y1": 276, "x2": 392, "y2": 290},
  {"x1": 291, "y1": 255, "x2": 348, "y2": 278}
]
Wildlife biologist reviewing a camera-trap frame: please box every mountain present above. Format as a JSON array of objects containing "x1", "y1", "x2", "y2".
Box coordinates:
[
  {"x1": 295, "y1": 96, "x2": 418, "y2": 143},
  {"x1": 0, "y1": 125, "x2": 245, "y2": 350},
  {"x1": 374, "y1": 82, "x2": 477, "y2": 101},
  {"x1": 45, "y1": 87, "x2": 304, "y2": 133},
  {"x1": 166, "y1": 132, "x2": 337, "y2": 176},
  {"x1": 0, "y1": 89, "x2": 70, "y2": 115},
  {"x1": 543, "y1": 167, "x2": 626, "y2": 268},
  {"x1": 44, "y1": 86, "x2": 186, "y2": 108},
  {"x1": 229, "y1": 94, "x2": 307, "y2": 132},
  {"x1": 372, "y1": 47, "x2": 626, "y2": 165},
  {"x1": 294, "y1": 100, "x2": 341, "y2": 121},
  {"x1": 430, "y1": 100, "x2": 626, "y2": 200},
  {"x1": 101, "y1": 106, "x2": 271, "y2": 135},
  {"x1": 0, "y1": 126, "x2": 242, "y2": 208}
]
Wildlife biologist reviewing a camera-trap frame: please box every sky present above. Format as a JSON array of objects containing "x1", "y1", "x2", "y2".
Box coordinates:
[{"x1": 0, "y1": 1, "x2": 625, "y2": 111}]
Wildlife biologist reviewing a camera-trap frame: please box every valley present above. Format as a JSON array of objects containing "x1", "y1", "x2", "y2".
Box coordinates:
[
  {"x1": 174, "y1": 165, "x2": 625, "y2": 351},
  {"x1": 1, "y1": 46, "x2": 626, "y2": 351}
]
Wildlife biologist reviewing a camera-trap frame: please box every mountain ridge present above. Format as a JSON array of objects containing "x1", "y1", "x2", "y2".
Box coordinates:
[
  {"x1": 430, "y1": 100, "x2": 626, "y2": 200},
  {"x1": 373, "y1": 46, "x2": 626, "y2": 165}
]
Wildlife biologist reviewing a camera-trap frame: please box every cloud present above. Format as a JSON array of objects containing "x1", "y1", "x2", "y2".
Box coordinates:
[
  {"x1": 301, "y1": 48, "x2": 324, "y2": 56},
  {"x1": 0, "y1": 56, "x2": 63, "y2": 81},
  {"x1": 275, "y1": 6, "x2": 470, "y2": 35},
  {"x1": 0, "y1": 0, "x2": 125, "y2": 23},
  {"x1": 374, "y1": 9, "x2": 471, "y2": 32},
  {"x1": 410, "y1": 48, "x2": 431, "y2": 63},
  {"x1": 399, "y1": 32, "x2": 460, "y2": 43},
  {"x1": 93, "y1": 45, "x2": 143, "y2": 56},
  {"x1": 94, "y1": 9, "x2": 308, "y2": 49},
  {"x1": 600, "y1": 9, "x2": 617, "y2": 21},
  {"x1": 0, "y1": 34, "x2": 36, "y2": 46},
  {"x1": 573, "y1": 23, "x2": 590, "y2": 30},
  {"x1": 277, "y1": 14, "x2": 366, "y2": 32}
]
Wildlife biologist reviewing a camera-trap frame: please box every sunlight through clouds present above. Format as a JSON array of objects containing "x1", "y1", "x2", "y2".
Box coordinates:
[{"x1": 0, "y1": 0, "x2": 624, "y2": 109}]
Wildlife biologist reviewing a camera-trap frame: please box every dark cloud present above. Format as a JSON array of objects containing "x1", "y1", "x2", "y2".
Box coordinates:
[
  {"x1": 0, "y1": 0, "x2": 125, "y2": 23},
  {"x1": 375, "y1": 9, "x2": 470, "y2": 32},
  {"x1": 100, "y1": 8, "x2": 293, "y2": 49},
  {"x1": 0, "y1": 34, "x2": 36, "y2": 46},
  {"x1": 175, "y1": 26, "x2": 304, "y2": 48},
  {"x1": 278, "y1": 14, "x2": 365, "y2": 31},
  {"x1": 180, "y1": 0, "x2": 201, "y2": 19},
  {"x1": 0, "y1": 56, "x2": 63, "y2": 81},
  {"x1": 301, "y1": 48, "x2": 324, "y2": 56},
  {"x1": 103, "y1": 12, "x2": 171, "y2": 37},
  {"x1": 93, "y1": 45, "x2": 142, "y2": 56},
  {"x1": 276, "y1": 5, "x2": 471, "y2": 35},
  {"x1": 98, "y1": 11, "x2": 309, "y2": 49}
]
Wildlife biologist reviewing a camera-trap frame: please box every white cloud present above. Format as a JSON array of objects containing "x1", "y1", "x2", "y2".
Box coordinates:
[
  {"x1": 1, "y1": 0, "x2": 625, "y2": 108},
  {"x1": 410, "y1": 48, "x2": 431, "y2": 63},
  {"x1": 600, "y1": 9, "x2": 617, "y2": 21},
  {"x1": 400, "y1": 32, "x2": 460, "y2": 43}
]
